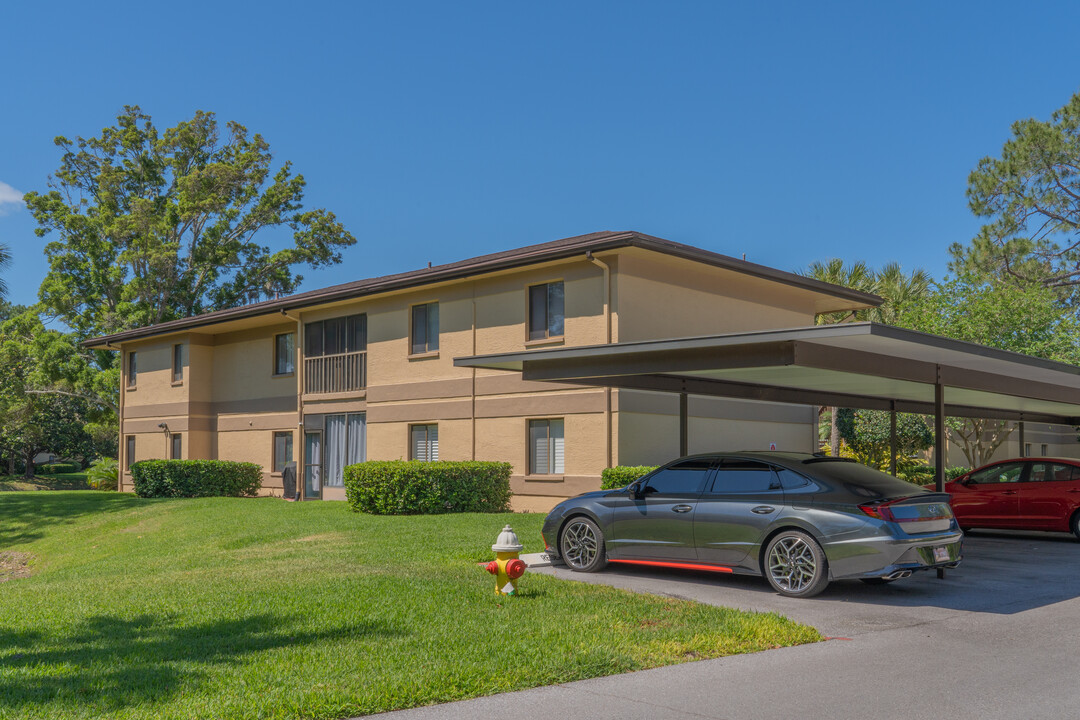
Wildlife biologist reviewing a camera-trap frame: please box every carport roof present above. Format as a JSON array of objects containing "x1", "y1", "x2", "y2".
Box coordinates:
[{"x1": 454, "y1": 322, "x2": 1080, "y2": 424}]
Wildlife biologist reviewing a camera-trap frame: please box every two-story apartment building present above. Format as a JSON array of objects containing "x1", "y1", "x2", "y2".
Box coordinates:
[{"x1": 85, "y1": 231, "x2": 881, "y2": 510}]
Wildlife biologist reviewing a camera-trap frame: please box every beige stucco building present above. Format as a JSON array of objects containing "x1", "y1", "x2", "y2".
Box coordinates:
[{"x1": 86, "y1": 231, "x2": 882, "y2": 510}]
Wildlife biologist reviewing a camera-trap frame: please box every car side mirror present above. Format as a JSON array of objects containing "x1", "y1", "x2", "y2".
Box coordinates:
[{"x1": 627, "y1": 481, "x2": 643, "y2": 499}]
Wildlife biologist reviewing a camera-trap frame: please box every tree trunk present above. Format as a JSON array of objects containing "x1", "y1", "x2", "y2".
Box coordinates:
[
  {"x1": 6, "y1": 455, "x2": 13, "y2": 477},
  {"x1": 830, "y1": 407, "x2": 840, "y2": 457},
  {"x1": 23, "y1": 451, "x2": 35, "y2": 479}
]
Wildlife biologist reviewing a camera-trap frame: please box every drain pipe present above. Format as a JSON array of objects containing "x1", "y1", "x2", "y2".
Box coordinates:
[
  {"x1": 281, "y1": 308, "x2": 304, "y2": 500},
  {"x1": 586, "y1": 251, "x2": 613, "y2": 469}
]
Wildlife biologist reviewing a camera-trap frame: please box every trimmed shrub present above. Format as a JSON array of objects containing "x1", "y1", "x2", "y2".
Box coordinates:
[
  {"x1": 86, "y1": 458, "x2": 119, "y2": 491},
  {"x1": 344, "y1": 460, "x2": 512, "y2": 515},
  {"x1": 600, "y1": 465, "x2": 658, "y2": 490},
  {"x1": 39, "y1": 462, "x2": 79, "y2": 475},
  {"x1": 131, "y1": 460, "x2": 263, "y2": 498},
  {"x1": 946, "y1": 466, "x2": 969, "y2": 481}
]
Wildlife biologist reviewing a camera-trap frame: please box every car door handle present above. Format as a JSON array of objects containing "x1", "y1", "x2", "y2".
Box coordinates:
[
  {"x1": 751, "y1": 506, "x2": 775, "y2": 514},
  {"x1": 1003, "y1": 490, "x2": 1018, "y2": 495},
  {"x1": 1068, "y1": 489, "x2": 1080, "y2": 494},
  {"x1": 672, "y1": 505, "x2": 693, "y2": 513}
]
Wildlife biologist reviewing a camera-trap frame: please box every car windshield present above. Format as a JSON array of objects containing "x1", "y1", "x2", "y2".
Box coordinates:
[{"x1": 808, "y1": 460, "x2": 926, "y2": 499}]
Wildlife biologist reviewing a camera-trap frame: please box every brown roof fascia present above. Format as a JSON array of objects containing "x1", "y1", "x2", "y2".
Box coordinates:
[{"x1": 82, "y1": 230, "x2": 882, "y2": 349}]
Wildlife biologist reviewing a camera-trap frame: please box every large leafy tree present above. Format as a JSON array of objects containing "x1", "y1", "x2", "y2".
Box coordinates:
[
  {"x1": 896, "y1": 274, "x2": 1080, "y2": 466},
  {"x1": 25, "y1": 105, "x2": 356, "y2": 337},
  {"x1": 952, "y1": 90, "x2": 1080, "y2": 292}
]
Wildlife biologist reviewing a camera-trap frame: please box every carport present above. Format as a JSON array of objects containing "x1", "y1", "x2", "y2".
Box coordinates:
[{"x1": 456, "y1": 322, "x2": 1080, "y2": 494}]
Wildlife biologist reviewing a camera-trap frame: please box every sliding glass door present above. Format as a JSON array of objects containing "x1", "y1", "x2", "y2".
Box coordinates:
[
  {"x1": 323, "y1": 413, "x2": 366, "y2": 489},
  {"x1": 304, "y1": 431, "x2": 322, "y2": 499}
]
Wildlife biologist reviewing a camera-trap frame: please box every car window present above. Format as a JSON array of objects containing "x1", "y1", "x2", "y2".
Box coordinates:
[
  {"x1": 776, "y1": 468, "x2": 811, "y2": 489},
  {"x1": 1030, "y1": 463, "x2": 1079, "y2": 482},
  {"x1": 968, "y1": 462, "x2": 1025, "y2": 484},
  {"x1": 643, "y1": 458, "x2": 713, "y2": 495},
  {"x1": 709, "y1": 460, "x2": 779, "y2": 493}
]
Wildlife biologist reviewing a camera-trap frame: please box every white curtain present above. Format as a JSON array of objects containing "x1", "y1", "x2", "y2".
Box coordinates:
[
  {"x1": 347, "y1": 413, "x2": 367, "y2": 466},
  {"x1": 325, "y1": 414, "x2": 347, "y2": 487}
]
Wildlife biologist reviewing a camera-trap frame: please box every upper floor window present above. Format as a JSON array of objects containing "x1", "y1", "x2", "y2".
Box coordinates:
[
  {"x1": 275, "y1": 333, "x2": 296, "y2": 375},
  {"x1": 172, "y1": 344, "x2": 184, "y2": 383},
  {"x1": 127, "y1": 352, "x2": 138, "y2": 388},
  {"x1": 410, "y1": 303, "x2": 439, "y2": 355},
  {"x1": 528, "y1": 281, "x2": 564, "y2": 340},
  {"x1": 305, "y1": 314, "x2": 366, "y2": 357},
  {"x1": 410, "y1": 424, "x2": 439, "y2": 462}
]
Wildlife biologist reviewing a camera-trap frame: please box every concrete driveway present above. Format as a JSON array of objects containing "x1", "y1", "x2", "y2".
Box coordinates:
[{"x1": 366, "y1": 530, "x2": 1080, "y2": 720}]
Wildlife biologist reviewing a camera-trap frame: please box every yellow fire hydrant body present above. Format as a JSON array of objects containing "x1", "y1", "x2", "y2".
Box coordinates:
[{"x1": 485, "y1": 525, "x2": 526, "y2": 595}]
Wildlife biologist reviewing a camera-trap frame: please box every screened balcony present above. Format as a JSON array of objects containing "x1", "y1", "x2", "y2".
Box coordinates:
[{"x1": 304, "y1": 313, "x2": 367, "y2": 395}]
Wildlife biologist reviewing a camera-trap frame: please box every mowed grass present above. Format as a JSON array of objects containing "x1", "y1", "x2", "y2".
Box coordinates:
[
  {"x1": 0, "y1": 473, "x2": 90, "y2": 491},
  {"x1": 0, "y1": 493, "x2": 821, "y2": 719}
]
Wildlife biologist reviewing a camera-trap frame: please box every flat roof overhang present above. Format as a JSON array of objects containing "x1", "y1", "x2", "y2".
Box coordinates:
[{"x1": 454, "y1": 323, "x2": 1080, "y2": 424}]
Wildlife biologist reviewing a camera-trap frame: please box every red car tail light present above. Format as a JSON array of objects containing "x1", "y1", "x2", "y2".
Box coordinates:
[{"x1": 859, "y1": 501, "x2": 896, "y2": 521}]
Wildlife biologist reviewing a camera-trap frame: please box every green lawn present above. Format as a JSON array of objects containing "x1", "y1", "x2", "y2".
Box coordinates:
[
  {"x1": 0, "y1": 473, "x2": 90, "y2": 491},
  {"x1": 0, "y1": 493, "x2": 820, "y2": 719}
]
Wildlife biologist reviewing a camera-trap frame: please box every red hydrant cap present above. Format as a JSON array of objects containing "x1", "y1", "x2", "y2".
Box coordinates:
[
  {"x1": 485, "y1": 560, "x2": 499, "y2": 575},
  {"x1": 505, "y1": 558, "x2": 526, "y2": 580}
]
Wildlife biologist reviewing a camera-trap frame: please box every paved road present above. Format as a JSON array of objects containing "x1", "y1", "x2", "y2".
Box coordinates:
[{"x1": 364, "y1": 530, "x2": 1080, "y2": 719}]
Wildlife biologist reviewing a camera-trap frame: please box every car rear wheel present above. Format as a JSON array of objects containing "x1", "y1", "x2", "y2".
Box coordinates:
[
  {"x1": 560, "y1": 517, "x2": 607, "y2": 572},
  {"x1": 1070, "y1": 511, "x2": 1080, "y2": 541},
  {"x1": 764, "y1": 530, "x2": 829, "y2": 598}
]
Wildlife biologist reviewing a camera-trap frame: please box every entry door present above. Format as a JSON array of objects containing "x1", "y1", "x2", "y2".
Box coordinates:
[
  {"x1": 695, "y1": 459, "x2": 786, "y2": 567},
  {"x1": 950, "y1": 461, "x2": 1024, "y2": 528},
  {"x1": 304, "y1": 431, "x2": 322, "y2": 500},
  {"x1": 608, "y1": 458, "x2": 713, "y2": 561}
]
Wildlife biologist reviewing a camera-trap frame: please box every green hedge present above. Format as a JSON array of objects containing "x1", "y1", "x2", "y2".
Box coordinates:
[
  {"x1": 343, "y1": 460, "x2": 512, "y2": 515},
  {"x1": 600, "y1": 465, "x2": 658, "y2": 490},
  {"x1": 130, "y1": 460, "x2": 263, "y2": 498},
  {"x1": 38, "y1": 462, "x2": 80, "y2": 474}
]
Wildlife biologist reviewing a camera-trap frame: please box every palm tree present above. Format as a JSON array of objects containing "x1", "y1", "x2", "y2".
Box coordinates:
[
  {"x1": 0, "y1": 242, "x2": 10, "y2": 298},
  {"x1": 802, "y1": 259, "x2": 931, "y2": 455}
]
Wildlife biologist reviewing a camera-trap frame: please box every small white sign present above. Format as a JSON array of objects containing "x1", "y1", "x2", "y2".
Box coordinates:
[
  {"x1": 501, "y1": 582, "x2": 515, "y2": 595},
  {"x1": 520, "y1": 552, "x2": 555, "y2": 568}
]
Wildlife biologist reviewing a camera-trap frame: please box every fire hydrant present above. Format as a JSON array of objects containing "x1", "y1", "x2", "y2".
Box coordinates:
[{"x1": 484, "y1": 525, "x2": 526, "y2": 595}]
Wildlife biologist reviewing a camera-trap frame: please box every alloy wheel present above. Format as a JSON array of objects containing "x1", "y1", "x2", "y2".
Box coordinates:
[
  {"x1": 768, "y1": 535, "x2": 819, "y2": 593},
  {"x1": 561, "y1": 520, "x2": 599, "y2": 570}
]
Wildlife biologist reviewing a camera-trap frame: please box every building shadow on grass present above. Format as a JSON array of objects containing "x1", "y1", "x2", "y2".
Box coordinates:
[
  {"x1": 0, "y1": 612, "x2": 404, "y2": 714},
  {"x1": 0, "y1": 492, "x2": 148, "y2": 546}
]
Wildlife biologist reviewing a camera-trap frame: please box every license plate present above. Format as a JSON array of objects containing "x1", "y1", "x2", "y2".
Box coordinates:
[{"x1": 933, "y1": 546, "x2": 950, "y2": 563}]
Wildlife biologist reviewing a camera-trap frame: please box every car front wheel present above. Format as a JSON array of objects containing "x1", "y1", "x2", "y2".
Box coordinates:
[
  {"x1": 560, "y1": 517, "x2": 607, "y2": 572},
  {"x1": 1071, "y1": 511, "x2": 1080, "y2": 541},
  {"x1": 764, "y1": 530, "x2": 829, "y2": 598}
]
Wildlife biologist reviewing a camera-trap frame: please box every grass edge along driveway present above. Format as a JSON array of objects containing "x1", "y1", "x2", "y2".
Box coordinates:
[{"x1": 0, "y1": 492, "x2": 821, "y2": 720}]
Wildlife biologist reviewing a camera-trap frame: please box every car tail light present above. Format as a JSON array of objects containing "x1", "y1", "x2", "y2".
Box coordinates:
[{"x1": 859, "y1": 501, "x2": 897, "y2": 521}]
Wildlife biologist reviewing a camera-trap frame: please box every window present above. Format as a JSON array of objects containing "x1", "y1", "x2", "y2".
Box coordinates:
[
  {"x1": 709, "y1": 459, "x2": 780, "y2": 493},
  {"x1": 1025, "y1": 443, "x2": 1032, "y2": 457},
  {"x1": 968, "y1": 462, "x2": 1025, "y2": 485},
  {"x1": 410, "y1": 424, "x2": 439, "y2": 462},
  {"x1": 275, "y1": 333, "x2": 295, "y2": 375},
  {"x1": 1028, "y1": 462, "x2": 1078, "y2": 483},
  {"x1": 529, "y1": 419, "x2": 564, "y2": 475},
  {"x1": 304, "y1": 314, "x2": 366, "y2": 357},
  {"x1": 410, "y1": 303, "x2": 439, "y2": 355},
  {"x1": 273, "y1": 431, "x2": 294, "y2": 473},
  {"x1": 170, "y1": 434, "x2": 182, "y2": 460},
  {"x1": 172, "y1": 344, "x2": 183, "y2": 383},
  {"x1": 1042, "y1": 444, "x2": 1049, "y2": 456},
  {"x1": 127, "y1": 352, "x2": 137, "y2": 388},
  {"x1": 528, "y1": 281, "x2": 565, "y2": 340},
  {"x1": 642, "y1": 458, "x2": 712, "y2": 495},
  {"x1": 125, "y1": 435, "x2": 136, "y2": 470}
]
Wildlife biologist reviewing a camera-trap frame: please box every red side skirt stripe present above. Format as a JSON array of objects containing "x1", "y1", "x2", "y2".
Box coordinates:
[{"x1": 608, "y1": 559, "x2": 734, "y2": 573}]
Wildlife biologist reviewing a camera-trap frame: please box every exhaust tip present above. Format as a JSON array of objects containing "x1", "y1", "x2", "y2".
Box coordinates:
[{"x1": 883, "y1": 570, "x2": 912, "y2": 580}]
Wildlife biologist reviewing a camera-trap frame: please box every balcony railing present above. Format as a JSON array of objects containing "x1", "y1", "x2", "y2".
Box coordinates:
[{"x1": 305, "y1": 351, "x2": 366, "y2": 394}]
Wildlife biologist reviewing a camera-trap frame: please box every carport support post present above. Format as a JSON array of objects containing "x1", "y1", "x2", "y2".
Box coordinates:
[
  {"x1": 889, "y1": 401, "x2": 897, "y2": 476},
  {"x1": 935, "y1": 371, "x2": 946, "y2": 580},
  {"x1": 1019, "y1": 419, "x2": 1026, "y2": 457},
  {"x1": 679, "y1": 392, "x2": 688, "y2": 457}
]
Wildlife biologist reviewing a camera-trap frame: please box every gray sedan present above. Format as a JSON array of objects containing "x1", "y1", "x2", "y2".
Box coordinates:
[{"x1": 541, "y1": 452, "x2": 963, "y2": 598}]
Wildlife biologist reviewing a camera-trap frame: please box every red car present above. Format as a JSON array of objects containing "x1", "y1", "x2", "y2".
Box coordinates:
[{"x1": 944, "y1": 458, "x2": 1080, "y2": 538}]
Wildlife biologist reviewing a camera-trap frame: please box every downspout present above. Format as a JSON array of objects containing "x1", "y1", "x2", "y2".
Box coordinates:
[
  {"x1": 281, "y1": 309, "x2": 304, "y2": 499},
  {"x1": 471, "y1": 281, "x2": 477, "y2": 460},
  {"x1": 112, "y1": 342, "x2": 125, "y2": 491},
  {"x1": 586, "y1": 251, "x2": 613, "y2": 469}
]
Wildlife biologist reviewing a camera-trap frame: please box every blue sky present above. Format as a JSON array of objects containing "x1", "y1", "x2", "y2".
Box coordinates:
[{"x1": 2, "y1": 1, "x2": 1079, "y2": 310}]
